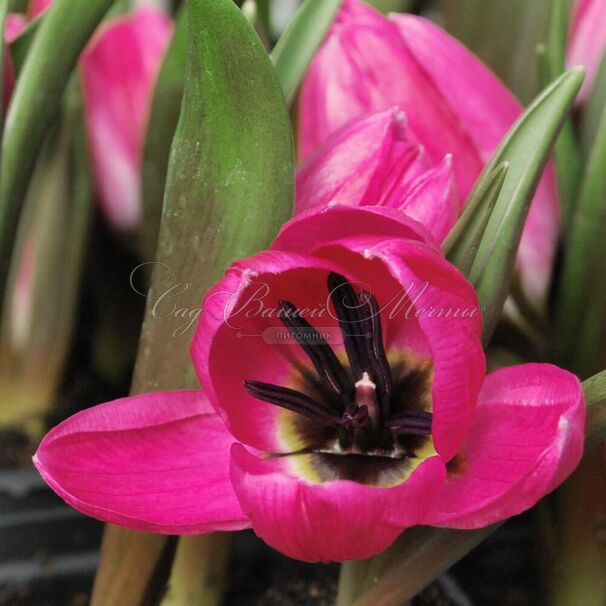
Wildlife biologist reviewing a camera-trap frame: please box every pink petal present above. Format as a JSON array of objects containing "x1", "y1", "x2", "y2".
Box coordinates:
[
  {"x1": 5, "y1": 14, "x2": 27, "y2": 44},
  {"x1": 273, "y1": 204, "x2": 437, "y2": 254},
  {"x1": 392, "y1": 154, "x2": 460, "y2": 243},
  {"x1": 34, "y1": 390, "x2": 250, "y2": 533},
  {"x1": 296, "y1": 108, "x2": 427, "y2": 214},
  {"x1": 191, "y1": 250, "x2": 349, "y2": 454},
  {"x1": 422, "y1": 364, "x2": 585, "y2": 529},
  {"x1": 80, "y1": 8, "x2": 172, "y2": 230},
  {"x1": 311, "y1": 235, "x2": 486, "y2": 461},
  {"x1": 230, "y1": 443, "x2": 446, "y2": 562},
  {"x1": 567, "y1": 0, "x2": 606, "y2": 104},
  {"x1": 28, "y1": 0, "x2": 53, "y2": 19}
]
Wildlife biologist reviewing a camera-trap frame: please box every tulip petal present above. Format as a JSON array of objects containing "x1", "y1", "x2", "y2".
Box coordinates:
[
  {"x1": 393, "y1": 154, "x2": 460, "y2": 243},
  {"x1": 34, "y1": 390, "x2": 250, "y2": 533},
  {"x1": 230, "y1": 443, "x2": 446, "y2": 562},
  {"x1": 273, "y1": 204, "x2": 436, "y2": 253},
  {"x1": 28, "y1": 0, "x2": 53, "y2": 20},
  {"x1": 567, "y1": 0, "x2": 606, "y2": 103},
  {"x1": 296, "y1": 108, "x2": 426, "y2": 215},
  {"x1": 81, "y1": 8, "x2": 172, "y2": 230},
  {"x1": 422, "y1": 364, "x2": 585, "y2": 529},
  {"x1": 312, "y1": 235, "x2": 485, "y2": 461}
]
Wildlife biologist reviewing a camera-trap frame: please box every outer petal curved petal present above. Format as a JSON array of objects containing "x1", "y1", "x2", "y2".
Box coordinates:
[
  {"x1": 312, "y1": 236, "x2": 485, "y2": 461},
  {"x1": 273, "y1": 204, "x2": 436, "y2": 254},
  {"x1": 81, "y1": 8, "x2": 172, "y2": 230},
  {"x1": 230, "y1": 443, "x2": 446, "y2": 562},
  {"x1": 422, "y1": 364, "x2": 585, "y2": 529},
  {"x1": 34, "y1": 390, "x2": 250, "y2": 533}
]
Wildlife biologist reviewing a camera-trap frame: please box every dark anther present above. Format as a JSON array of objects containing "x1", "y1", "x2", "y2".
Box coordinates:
[
  {"x1": 244, "y1": 380, "x2": 340, "y2": 427},
  {"x1": 278, "y1": 300, "x2": 351, "y2": 398},
  {"x1": 327, "y1": 273, "x2": 373, "y2": 380},
  {"x1": 388, "y1": 410, "x2": 433, "y2": 436}
]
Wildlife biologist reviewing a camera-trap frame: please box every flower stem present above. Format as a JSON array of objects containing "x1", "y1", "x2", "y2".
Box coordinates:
[
  {"x1": 161, "y1": 535, "x2": 232, "y2": 606},
  {"x1": 550, "y1": 450, "x2": 606, "y2": 606}
]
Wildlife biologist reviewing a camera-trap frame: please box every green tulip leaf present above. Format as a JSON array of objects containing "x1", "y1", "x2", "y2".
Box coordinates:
[
  {"x1": 443, "y1": 162, "x2": 509, "y2": 277},
  {"x1": 271, "y1": 0, "x2": 342, "y2": 104},
  {"x1": 467, "y1": 68, "x2": 584, "y2": 345},
  {"x1": 140, "y1": 7, "x2": 187, "y2": 260},
  {"x1": 0, "y1": 0, "x2": 113, "y2": 306},
  {"x1": 555, "y1": 58, "x2": 606, "y2": 377}
]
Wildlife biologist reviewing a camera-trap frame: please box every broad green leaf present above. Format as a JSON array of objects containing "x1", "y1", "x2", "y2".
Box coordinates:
[
  {"x1": 140, "y1": 7, "x2": 187, "y2": 260},
  {"x1": 0, "y1": 0, "x2": 113, "y2": 306},
  {"x1": 537, "y1": 0, "x2": 582, "y2": 227},
  {"x1": 467, "y1": 68, "x2": 583, "y2": 345},
  {"x1": 555, "y1": 64, "x2": 606, "y2": 377},
  {"x1": 131, "y1": 0, "x2": 294, "y2": 391},
  {"x1": 271, "y1": 0, "x2": 342, "y2": 104},
  {"x1": 443, "y1": 162, "x2": 508, "y2": 276},
  {"x1": 366, "y1": 0, "x2": 413, "y2": 12}
]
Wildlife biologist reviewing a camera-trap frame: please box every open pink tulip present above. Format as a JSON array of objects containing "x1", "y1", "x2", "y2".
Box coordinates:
[
  {"x1": 567, "y1": 0, "x2": 606, "y2": 104},
  {"x1": 297, "y1": 108, "x2": 460, "y2": 243},
  {"x1": 35, "y1": 207, "x2": 584, "y2": 562},
  {"x1": 299, "y1": 0, "x2": 559, "y2": 311},
  {"x1": 80, "y1": 8, "x2": 172, "y2": 230}
]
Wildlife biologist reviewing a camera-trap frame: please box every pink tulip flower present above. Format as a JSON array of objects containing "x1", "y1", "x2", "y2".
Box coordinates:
[
  {"x1": 567, "y1": 0, "x2": 606, "y2": 104},
  {"x1": 299, "y1": 0, "x2": 559, "y2": 311},
  {"x1": 34, "y1": 207, "x2": 584, "y2": 562},
  {"x1": 297, "y1": 108, "x2": 460, "y2": 243},
  {"x1": 81, "y1": 8, "x2": 172, "y2": 230}
]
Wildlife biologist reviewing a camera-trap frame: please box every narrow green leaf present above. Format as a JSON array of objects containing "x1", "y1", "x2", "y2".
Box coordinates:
[
  {"x1": 555, "y1": 62, "x2": 606, "y2": 377},
  {"x1": 537, "y1": 0, "x2": 582, "y2": 227},
  {"x1": 9, "y1": 14, "x2": 44, "y2": 76},
  {"x1": 271, "y1": 0, "x2": 342, "y2": 104},
  {"x1": 581, "y1": 53, "x2": 606, "y2": 159},
  {"x1": 443, "y1": 162, "x2": 509, "y2": 276},
  {"x1": 140, "y1": 7, "x2": 187, "y2": 260},
  {"x1": 0, "y1": 0, "x2": 114, "y2": 307},
  {"x1": 0, "y1": 0, "x2": 8, "y2": 123},
  {"x1": 467, "y1": 68, "x2": 583, "y2": 345}
]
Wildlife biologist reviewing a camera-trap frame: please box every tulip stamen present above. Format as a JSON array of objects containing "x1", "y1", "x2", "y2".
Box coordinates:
[
  {"x1": 244, "y1": 272, "x2": 433, "y2": 457},
  {"x1": 278, "y1": 300, "x2": 351, "y2": 397},
  {"x1": 244, "y1": 380, "x2": 340, "y2": 427},
  {"x1": 388, "y1": 410, "x2": 433, "y2": 436}
]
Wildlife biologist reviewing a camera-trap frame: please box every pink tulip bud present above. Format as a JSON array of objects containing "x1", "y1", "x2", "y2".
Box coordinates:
[
  {"x1": 81, "y1": 8, "x2": 172, "y2": 231},
  {"x1": 299, "y1": 0, "x2": 560, "y2": 312},
  {"x1": 27, "y1": 0, "x2": 53, "y2": 20}
]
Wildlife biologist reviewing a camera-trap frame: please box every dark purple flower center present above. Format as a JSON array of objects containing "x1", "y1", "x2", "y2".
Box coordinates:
[{"x1": 244, "y1": 273, "x2": 433, "y2": 457}]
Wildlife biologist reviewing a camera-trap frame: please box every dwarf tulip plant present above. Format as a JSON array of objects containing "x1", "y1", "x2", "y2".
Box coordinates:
[
  {"x1": 35, "y1": 204, "x2": 585, "y2": 562},
  {"x1": 0, "y1": 0, "x2": 603, "y2": 602}
]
